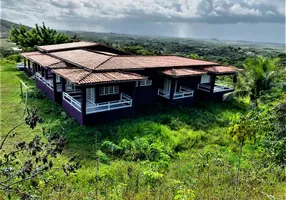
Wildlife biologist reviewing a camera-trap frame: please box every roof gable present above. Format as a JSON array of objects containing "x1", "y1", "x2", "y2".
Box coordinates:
[
  {"x1": 50, "y1": 49, "x2": 112, "y2": 70},
  {"x1": 38, "y1": 41, "x2": 98, "y2": 52}
]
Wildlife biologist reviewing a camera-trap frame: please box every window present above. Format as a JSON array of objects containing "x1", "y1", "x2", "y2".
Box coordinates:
[
  {"x1": 66, "y1": 81, "x2": 74, "y2": 91},
  {"x1": 56, "y1": 74, "x2": 61, "y2": 83},
  {"x1": 136, "y1": 79, "x2": 152, "y2": 87},
  {"x1": 99, "y1": 86, "x2": 119, "y2": 96},
  {"x1": 164, "y1": 78, "x2": 171, "y2": 92},
  {"x1": 139, "y1": 79, "x2": 152, "y2": 87},
  {"x1": 200, "y1": 75, "x2": 211, "y2": 84},
  {"x1": 86, "y1": 88, "x2": 96, "y2": 103}
]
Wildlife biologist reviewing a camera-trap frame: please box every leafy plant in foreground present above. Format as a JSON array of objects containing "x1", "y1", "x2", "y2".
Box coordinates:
[
  {"x1": 0, "y1": 108, "x2": 80, "y2": 199},
  {"x1": 228, "y1": 110, "x2": 260, "y2": 198}
]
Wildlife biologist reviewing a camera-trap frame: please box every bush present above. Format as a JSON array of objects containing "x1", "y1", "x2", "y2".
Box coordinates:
[
  {"x1": 6, "y1": 54, "x2": 22, "y2": 62},
  {"x1": 0, "y1": 47, "x2": 15, "y2": 57}
]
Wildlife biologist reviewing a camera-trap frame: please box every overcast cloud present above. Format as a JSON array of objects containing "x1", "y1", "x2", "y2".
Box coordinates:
[{"x1": 1, "y1": 0, "x2": 285, "y2": 43}]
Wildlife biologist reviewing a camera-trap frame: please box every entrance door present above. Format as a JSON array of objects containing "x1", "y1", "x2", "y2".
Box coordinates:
[
  {"x1": 86, "y1": 87, "x2": 96, "y2": 104},
  {"x1": 164, "y1": 78, "x2": 171, "y2": 92}
]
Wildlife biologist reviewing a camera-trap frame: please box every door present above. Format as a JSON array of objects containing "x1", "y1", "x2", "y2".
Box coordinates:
[
  {"x1": 164, "y1": 78, "x2": 171, "y2": 92},
  {"x1": 86, "y1": 87, "x2": 96, "y2": 104}
]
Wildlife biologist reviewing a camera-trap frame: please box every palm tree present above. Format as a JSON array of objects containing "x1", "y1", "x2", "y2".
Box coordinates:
[{"x1": 224, "y1": 56, "x2": 285, "y2": 107}]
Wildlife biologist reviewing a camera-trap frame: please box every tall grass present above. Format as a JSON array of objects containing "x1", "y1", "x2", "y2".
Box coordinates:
[{"x1": 0, "y1": 63, "x2": 285, "y2": 199}]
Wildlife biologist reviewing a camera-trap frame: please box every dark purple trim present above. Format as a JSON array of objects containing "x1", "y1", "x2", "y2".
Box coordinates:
[
  {"x1": 62, "y1": 99, "x2": 83, "y2": 125},
  {"x1": 36, "y1": 78, "x2": 55, "y2": 101}
]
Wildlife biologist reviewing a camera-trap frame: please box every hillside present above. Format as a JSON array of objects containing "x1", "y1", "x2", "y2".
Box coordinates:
[
  {"x1": 0, "y1": 19, "x2": 31, "y2": 39},
  {"x1": 1, "y1": 62, "x2": 285, "y2": 199}
]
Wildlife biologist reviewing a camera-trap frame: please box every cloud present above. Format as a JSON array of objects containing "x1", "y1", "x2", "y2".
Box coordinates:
[
  {"x1": 1, "y1": 0, "x2": 285, "y2": 43},
  {"x1": 1, "y1": 0, "x2": 285, "y2": 24},
  {"x1": 229, "y1": 4, "x2": 262, "y2": 16}
]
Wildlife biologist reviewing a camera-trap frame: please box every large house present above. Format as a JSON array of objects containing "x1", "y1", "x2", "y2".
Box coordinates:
[{"x1": 21, "y1": 41, "x2": 238, "y2": 125}]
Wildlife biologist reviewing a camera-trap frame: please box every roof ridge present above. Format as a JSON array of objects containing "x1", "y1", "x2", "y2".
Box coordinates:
[
  {"x1": 46, "y1": 61, "x2": 63, "y2": 67},
  {"x1": 77, "y1": 72, "x2": 92, "y2": 84},
  {"x1": 93, "y1": 56, "x2": 115, "y2": 70}
]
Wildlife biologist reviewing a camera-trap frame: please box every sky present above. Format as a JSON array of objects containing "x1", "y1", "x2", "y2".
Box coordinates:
[{"x1": 1, "y1": 0, "x2": 286, "y2": 44}]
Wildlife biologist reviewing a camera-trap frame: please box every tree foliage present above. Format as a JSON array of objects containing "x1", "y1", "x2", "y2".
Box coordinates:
[
  {"x1": 9, "y1": 23, "x2": 71, "y2": 50},
  {"x1": 224, "y1": 56, "x2": 286, "y2": 107},
  {"x1": 264, "y1": 102, "x2": 286, "y2": 166},
  {"x1": 0, "y1": 108, "x2": 80, "y2": 199}
]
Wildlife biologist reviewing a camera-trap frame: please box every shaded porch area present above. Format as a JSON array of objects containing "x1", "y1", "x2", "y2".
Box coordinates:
[
  {"x1": 63, "y1": 91, "x2": 132, "y2": 114},
  {"x1": 197, "y1": 74, "x2": 235, "y2": 93},
  {"x1": 157, "y1": 68, "x2": 205, "y2": 104},
  {"x1": 35, "y1": 72, "x2": 55, "y2": 101}
]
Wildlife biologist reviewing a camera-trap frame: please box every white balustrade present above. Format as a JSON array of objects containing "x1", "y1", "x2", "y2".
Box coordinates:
[
  {"x1": 157, "y1": 88, "x2": 170, "y2": 99},
  {"x1": 63, "y1": 92, "x2": 82, "y2": 112},
  {"x1": 197, "y1": 83, "x2": 233, "y2": 93},
  {"x1": 173, "y1": 86, "x2": 194, "y2": 100},
  {"x1": 36, "y1": 72, "x2": 54, "y2": 91},
  {"x1": 86, "y1": 93, "x2": 132, "y2": 114}
]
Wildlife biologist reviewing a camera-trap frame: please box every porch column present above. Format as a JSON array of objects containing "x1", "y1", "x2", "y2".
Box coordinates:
[
  {"x1": 53, "y1": 73, "x2": 57, "y2": 95},
  {"x1": 169, "y1": 78, "x2": 176, "y2": 102},
  {"x1": 24, "y1": 58, "x2": 26, "y2": 67},
  {"x1": 61, "y1": 78, "x2": 66, "y2": 93},
  {"x1": 45, "y1": 68, "x2": 48, "y2": 79},
  {"x1": 32, "y1": 63, "x2": 35, "y2": 73},
  {"x1": 131, "y1": 82, "x2": 136, "y2": 110},
  {"x1": 210, "y1": 75, "x2": 216, "y2": 97},
  {"x1": 81, "y1": 86, "x2": 87, "y2": 125},
  {"x1": 41, "y1": 67, "x2": 44, "y2": 77},
  {"x1": 233, "y1": 74, "x2": 237, "y2": 89},
  {"x1": 28, "y1": 60, "x2": 30, "y2": 69}
]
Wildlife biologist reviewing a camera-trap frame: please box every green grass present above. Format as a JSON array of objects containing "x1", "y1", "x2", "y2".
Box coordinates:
[{"x1": 0, "y1": 63, "x2": 285, "y2": 199}]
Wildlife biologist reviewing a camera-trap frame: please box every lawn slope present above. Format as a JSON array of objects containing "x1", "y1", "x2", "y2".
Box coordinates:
[{"x1": 0, "y1": 63, "x2": 284, "y2": 199}]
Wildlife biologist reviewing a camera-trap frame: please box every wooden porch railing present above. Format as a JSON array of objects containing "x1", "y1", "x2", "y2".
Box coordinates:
[
  {"x1": 158, "y1": 86, "x2": 194, "y2": 100},
  {"x1": 197, "y1": 83, "x2": 233, "y2": 93},
  {"x1": 63, "y1": 92, "x2": 82, "y2": 112},
  {"x1": 157, "y1": 88, "x2": 170, "y2": 99},
  {"x1": 86, "y1": 93, "x2": 132, "y2": 114},
  {"x1": 173, "y1": 86, "x2": 194, "y2": 100},
  {"x1": 36, "y1": 72, "x2": 54, "y2": 91}
]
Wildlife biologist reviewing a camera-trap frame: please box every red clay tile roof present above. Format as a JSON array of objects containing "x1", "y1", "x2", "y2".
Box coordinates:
[
  {"x1": 20, "y1": 51, "x2": 42, "y2": 58},
  {"x1": 160, "y1": 68, "x2": 207, "y2": 77},
  {"x1": 78, "y1": 72, "x2": 146, "y2": 85},
  {"x1": 38, "y1": 41, "x2": 98, "y2": 52},
  {"x1": 26, "y1": 54, "x2": 62, "y2": 67},
  {"x1": 94, "y1": 51, "x2": 118, "y2": 56},
  {"x1": 50, "y1": 50, "x2": 218, "y2": 71},
  {"x1": 50, "y1": 50, "x2": 111, "y2": 70},
  {"x1": 48, "y1": 62, "x2": 69, "y2": 69},
  {"x1": 97, "y1": 56, "x2": 219, "y2": 71},
  {"x1": 52, "y1": 68, "x2": 146, "y2": 85},
  {"x1": 203, "y1": 66, "x2": 238, "y2": 74},
  {"x1": 52, "y1": 68, "x2": 90, "y2": 83}
]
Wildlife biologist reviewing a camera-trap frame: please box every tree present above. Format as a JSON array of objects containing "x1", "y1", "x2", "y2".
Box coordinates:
[
  {"x1": 228, "y1": 110, "x2": 260, "y2": 198},
  {"x1": 224, "y1": 56, "x2": 286, "y2": 107},
  {"x1": 9, "y1": 23, "x2": 70, "y2": 50},
  {"x1": 0, "y1": 108, "x2": 80, "y2": 199},
  {"x1": 264, "y1": 102, "x2": 286, "y2": 166},
  {"x1": 121, "y1": 45, "x2": 153, "y2": 55}
]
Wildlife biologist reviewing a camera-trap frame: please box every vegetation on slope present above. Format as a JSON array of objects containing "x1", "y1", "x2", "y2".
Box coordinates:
[
  {"x1": 0, "y1": 58, "x2": 285, "y2": 199},
  {"x1": 0, "y1": 21, "x2": 285, "y2": 199},
  {"x1": 63, "y1": 30, "x2": 285, "y2": 67}
]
